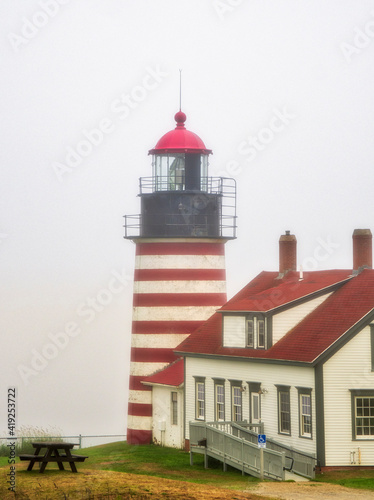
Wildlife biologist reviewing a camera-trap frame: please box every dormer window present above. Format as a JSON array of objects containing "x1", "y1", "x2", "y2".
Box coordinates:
[
  {"x1": 258, "y1": 319, "x2": 265, "y2": 348},
  {"x1": 222, "y1": 313, "x2": 271, "y2": 349},
  {"x1": 247, "y1": 319, "x2": 254, "y2": 347},
  {"x1": 246, "y1": 315, "x2": 267, "y2": 349}
]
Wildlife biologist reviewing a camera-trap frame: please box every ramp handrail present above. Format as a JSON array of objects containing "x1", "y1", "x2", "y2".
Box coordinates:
[
  {"x1": 190, "y1": 421, "x2": 316, "y2": 480},
  {"x1": 229, "y1": 422, "x2": 316, "y2": 479},
  {"x1": 190, "y1": 421, "x2": 285, "y2": 481}
]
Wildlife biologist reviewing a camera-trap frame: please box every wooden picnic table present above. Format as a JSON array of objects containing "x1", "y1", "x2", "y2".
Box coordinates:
[{"x1": 19, "y1": 442, "x2": 88, "y2": 473}]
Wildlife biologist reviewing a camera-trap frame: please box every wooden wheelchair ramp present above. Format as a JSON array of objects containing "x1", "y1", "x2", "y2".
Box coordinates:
[{"x1": 189, "y1": 421, "x2": 316, "y2": 481}]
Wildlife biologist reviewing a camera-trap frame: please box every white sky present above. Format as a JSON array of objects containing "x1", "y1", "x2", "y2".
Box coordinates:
[{"x1": 1, "y1": 0, "x2": 374, "y2": 439}]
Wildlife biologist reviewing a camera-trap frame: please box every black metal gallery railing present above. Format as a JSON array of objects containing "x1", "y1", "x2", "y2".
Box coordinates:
[{"x1": 124, "y1": 177, "x2": 237, "y2": 239}]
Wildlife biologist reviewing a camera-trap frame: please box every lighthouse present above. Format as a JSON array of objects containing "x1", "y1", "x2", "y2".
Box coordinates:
[{"x1": 124, "y1": 110, "x2": 237, "y2": 445}]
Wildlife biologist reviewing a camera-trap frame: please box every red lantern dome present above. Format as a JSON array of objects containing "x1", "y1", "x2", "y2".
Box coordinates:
[{"x1": 148, "y1": 111, "x2": 212, "y2": 155}]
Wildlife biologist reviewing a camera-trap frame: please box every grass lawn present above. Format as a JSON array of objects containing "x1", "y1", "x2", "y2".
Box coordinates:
[
  {"x1": 2, "y1": 441, "x2": 374, "y2": 498},
  {"x1": 78, "y1": 440, "x2": 257, "y2": 488},
  {"x1": 313, "y1": 468, "x2": 374, "y2": 491},
  {"x1": 0, "y1": 441, "x2": 260, "y2": 499}
]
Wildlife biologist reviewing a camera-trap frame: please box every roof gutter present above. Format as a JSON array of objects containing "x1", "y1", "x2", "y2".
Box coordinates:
[
  {"x1": 175, "y1": 350, "x2": 313, "y2": 367},
  {"x1": 141, "y1": 381, "x2": 184, "y2": 389}
]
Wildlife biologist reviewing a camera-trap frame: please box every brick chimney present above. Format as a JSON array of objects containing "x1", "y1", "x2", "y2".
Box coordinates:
[
  {"x1": 353, "y1": 229, "x2": 372, "y2": 270},
  {"x1": 279, "y1": 231, "x2": 297, "y2": 274}
]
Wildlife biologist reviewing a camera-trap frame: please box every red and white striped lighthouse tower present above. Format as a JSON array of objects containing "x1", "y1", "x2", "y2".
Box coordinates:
[{"x1": 124, "y1": 110, "x2": 237, "y2": 444}]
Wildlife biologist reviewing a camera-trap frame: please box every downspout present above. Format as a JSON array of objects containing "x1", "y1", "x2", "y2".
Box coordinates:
[{"x1": 315, "y1": 363, "x2": 326, "y2": 468}]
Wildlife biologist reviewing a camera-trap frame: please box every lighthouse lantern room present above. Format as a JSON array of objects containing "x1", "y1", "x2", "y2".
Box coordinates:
[{"x1": 124, "y1": 110, "x2": 236, "y2": 445}]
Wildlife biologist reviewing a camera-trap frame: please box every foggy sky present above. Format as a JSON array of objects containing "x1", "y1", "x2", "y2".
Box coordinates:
[{"x1": 1, "y1": 0, "x2": 374, "y2": 439}]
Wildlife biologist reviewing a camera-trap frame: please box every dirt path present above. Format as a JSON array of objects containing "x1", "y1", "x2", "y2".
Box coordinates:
[{"x1": 249, "y1": 481, "x2": 374, "y2": 500}]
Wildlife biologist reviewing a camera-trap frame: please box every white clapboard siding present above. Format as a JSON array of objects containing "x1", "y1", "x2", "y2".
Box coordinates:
[
  {"x1": 223, "y1": 315, "x2": 246, "y2": 347},
  {"x1": 185, "y1": 357, "x2": 316, "y2": 455},
  {"x1": 272, "y1": 293, "x2": 333, "y2": 343},
  {"x1": 152, "y1": 386, "x2": 184, "y2": 449},
  {"x1": 323, "y1": 325, "x2": 374, "y2": 466}
]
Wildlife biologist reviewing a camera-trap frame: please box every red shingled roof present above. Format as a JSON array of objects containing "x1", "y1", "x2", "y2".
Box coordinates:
[
  {"x1": 142, "y1": 358, "x2": 184, "y2": 387},
  {"x1": 219, "y1": 270, "x2": 351, "y2": 312},
  {"x1": 176, "y1": 269, "x2": 374, "y2": 364}
]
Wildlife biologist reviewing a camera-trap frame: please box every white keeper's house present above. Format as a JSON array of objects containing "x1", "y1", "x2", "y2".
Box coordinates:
[
  {"x1": 174, "y1": 229, "x2": 374, "y2": 469},
  {"x1": 124, "y1": 109, "x2": 374, "y2": 470}
]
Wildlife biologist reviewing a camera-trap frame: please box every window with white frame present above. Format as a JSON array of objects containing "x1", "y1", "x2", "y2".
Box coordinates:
[
  {"x1": 171, "y1": 392, "x2": 178, "y2": 425},
  {"x1": 231, "y1": 383, "x2": 242, "y2": 422},
  {"x1": 297, "y1": 387, "x2": 312, "y2": 438},
  {"x1": 257, "y1": 319, "x2": 265, "y2": 348},
  {"x1": 246, "y1": 315, "x2": 267, "y2": 349},
  {"x1": 246, "y1": 319, "x2": 254, "y2": 347},
  {"x1": 214, "y1": 380, "x2": 225, "y2": 421},
  {"x1": 248, "y1": 382, "x2": 261, "y2": 425},
  {"x1": 195, "y1": 379, "x2": 205, "y2": 420},
  {"x1": 351, "y1": 390, "x2": 374, "y2": 439},
  {"x1": 277, "y1": 385, "x2": 291, "y2": 435},
  {"x1": 251, "y1": 393, "x2": 261, "y2": 423}
]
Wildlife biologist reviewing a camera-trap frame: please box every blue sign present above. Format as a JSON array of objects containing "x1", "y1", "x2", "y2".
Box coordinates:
[{"x1": 258, "y1": 434, "x2": 266, "y2": 448}]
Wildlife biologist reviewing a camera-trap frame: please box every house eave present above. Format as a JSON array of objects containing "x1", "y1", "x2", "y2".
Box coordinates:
[
  {"x1": 142, "y1": 381, "x2": 184, "y2": 389},
  {"x1": 175, "y1": 351, "x2": 313, "y2": 367}
]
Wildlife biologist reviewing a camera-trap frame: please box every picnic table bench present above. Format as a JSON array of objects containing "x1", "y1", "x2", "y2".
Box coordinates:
[{"x1": 19, "y1": 442, "x2": 88, "y2": 473}]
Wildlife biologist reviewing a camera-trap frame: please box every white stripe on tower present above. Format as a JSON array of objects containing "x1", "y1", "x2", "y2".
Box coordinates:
[
  {"x1": 134, "y1": 280, "x2": 226, "y2": 293},
  {"x1": 127, "y1": 239, "x2": 227, "y2": 444}
]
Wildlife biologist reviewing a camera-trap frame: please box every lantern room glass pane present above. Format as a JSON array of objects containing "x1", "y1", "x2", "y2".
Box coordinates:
[
  {"x1": 200, "y1": 155, "x2": 208, "y2": 191},
  {"x1": 153, "y1": 153, "x2": 209, "y2": 191},
  {"x1": 154, "y1": 154, "x2": 185, "y2": 191}
]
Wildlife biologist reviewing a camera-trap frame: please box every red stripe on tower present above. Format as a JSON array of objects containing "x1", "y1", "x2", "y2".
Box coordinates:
[
  {"x1": 136, "y1": 242, "x2": 226, "y2": 256},
  {"x1": 124, "y1": 109, "x2": 236, "y2": 445},
  {"x1": 134, "y1": 268, "x2": 226, "y2": 281},
  {"x1": 133, "y1": 293, "x2": 227, "y2": 307},
  {"x1": 130, "y1": 347, "x2": 179, "y2": 363},
  {"x1": 128, "y1": 402, "x2": 153, "y2": 417},
  {"x1": 129, "y1": 375, "x2": 153, "y2": 392}
]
